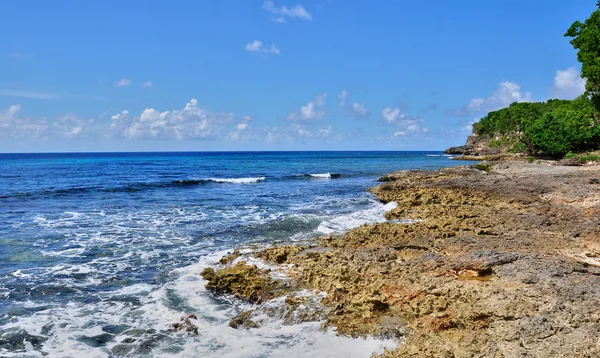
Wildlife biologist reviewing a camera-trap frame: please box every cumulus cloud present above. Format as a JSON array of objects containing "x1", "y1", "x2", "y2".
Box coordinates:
[
  {"x1": 141, "y1": 81, "x2": 153, "y2": 88},
  {"x1": 244, "y1": 40, "x2": 280, "y2": 55},
  {"x1": 0, "y1": 104, "x2": 94, "y2": 140},
  {"x1": 110, "y1": 99, "x2": 232, "y2": 140},
  {"x1": 287, "y1": 93, "x2": 327, "y2": 121},
  {"x1": 551, "y1": 67, "x2": 586, "y2": 99},
  {"x1": 228, "y1": 122, "x2": 252, "y2": 141},
  {"x1": 381, "y1": 106, "x2": 427, "y2": 137},
  {"x1": 114, "y1": 78, "x2": 132, "y2": 87},
  {"x1": 262, "y1": 1, "x2": 312, "y2": 22},
  {"x1": 451, "y1": 81, "x2": 533, "y2": 115}
]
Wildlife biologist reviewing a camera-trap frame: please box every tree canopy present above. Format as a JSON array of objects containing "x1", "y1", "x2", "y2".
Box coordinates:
[{"x1": 565, "y1": 1, "x2": 600, "y2": 111}]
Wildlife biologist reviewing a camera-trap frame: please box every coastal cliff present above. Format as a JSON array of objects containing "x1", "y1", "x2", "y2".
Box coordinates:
[{"x1": 194, "y1": 161, "x2": 600, "y2": 357}]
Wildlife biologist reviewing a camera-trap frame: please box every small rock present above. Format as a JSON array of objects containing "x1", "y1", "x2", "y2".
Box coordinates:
[{"x1": 171, "y1": 314, "x2": 199, "y2": 336}]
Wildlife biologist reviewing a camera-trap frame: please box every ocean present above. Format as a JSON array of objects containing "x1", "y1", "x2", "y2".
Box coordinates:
[{"x1": 0, "y1": 151, "x2": 470, "y2": 358}]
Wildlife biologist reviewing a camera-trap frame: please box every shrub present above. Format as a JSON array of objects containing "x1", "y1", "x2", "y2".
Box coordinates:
[
  {"x1": 564, "y1": 152, "x2": 578, "y2": 159},
  {"x1": 524, "y1": 97, "x2": 600, "y2": 157},
  {"x1": 580, "y1": 154, "x2": 600, "y2": 162},
  {"x1": 527, "y1": 156, "x2": 535, "y2": 163},
  {"x1": 509, "y1": 142, "x2": 528, "y2": 153},
  {"x1": 474, "y1": 163, "x2": 492, "y2": 172}
]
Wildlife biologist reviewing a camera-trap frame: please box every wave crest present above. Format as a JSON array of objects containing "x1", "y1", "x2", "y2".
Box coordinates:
[
  {"x1": 205, "y1": 177, "x2": 265, "y2": 184},
  {"x1": 308, "y1": 173, "x2": 342, "y2": 179}
]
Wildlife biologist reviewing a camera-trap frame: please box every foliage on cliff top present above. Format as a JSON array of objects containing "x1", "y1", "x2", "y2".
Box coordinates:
[
  {"x1": 472, "y1": 100, "x2": 571, "y2": 137},
  {"x1": 565, "y1": 1, "x2": 600, "y2": 112}
]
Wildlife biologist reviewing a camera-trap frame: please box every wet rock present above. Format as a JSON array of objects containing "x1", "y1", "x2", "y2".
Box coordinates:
[
  {"x1": 0, "y1": 330, "x2": 45, "y2": 351},
  {"x1": 171, "y1": 314, "x2": 199, "y2": 335},
  {"x1": 101, "y1": 324, "x2": 129, "y2": 335},
  {"x1": 229, "y1": 310, "x2": 258, "y2": 329},
  {"x1": 111, "y1": 343, "x2": 134, "y2": 357},
  {"x1": 76, "y1": 333, "x2": 113, "y2": 347},
  {"x1": 218, "y1": 249, "x2": 240, "y2": 265},
  {"x1": 201, "y1": 261, "x2": 277, "y2": 304},
  {"x1": 134, "y1": 334, "x2": 171, "y2": 355}
]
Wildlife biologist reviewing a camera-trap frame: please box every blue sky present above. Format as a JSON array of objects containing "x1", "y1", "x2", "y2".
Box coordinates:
[{"x1": 0, "y1": 0, "x2": 595, "y2": 152}]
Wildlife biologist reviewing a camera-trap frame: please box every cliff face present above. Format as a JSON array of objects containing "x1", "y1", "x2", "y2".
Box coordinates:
[{"x1": 445, "y1": 133, "x2": 521, "y2": 155}]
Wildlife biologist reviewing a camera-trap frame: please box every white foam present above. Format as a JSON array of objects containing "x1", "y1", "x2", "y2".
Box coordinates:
[
  {"x1": 206, "y1": 177, "x2": 265, "y2": 184},
  {"x1": 317, "y1": 201, "x2": 398, "y2": 234},
  {"x1": 2, "y1": 250, "x2": 396, "y2": 357},
  {"x1": 425, "y1": 154, "x2": 441, "y2": 157},
  {"x1": 309, "y1": 173, "x2": 332, "y2": 178}
]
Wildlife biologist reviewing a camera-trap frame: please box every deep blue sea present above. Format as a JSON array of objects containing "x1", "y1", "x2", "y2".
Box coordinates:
[{"x1": 0, "y1": 151, "x2": 471, "y2": 358}]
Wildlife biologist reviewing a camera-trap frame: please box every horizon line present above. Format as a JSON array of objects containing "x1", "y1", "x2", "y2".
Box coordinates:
[{"x1": 0, "y1": 149, "x2": 447, "y2": 155}]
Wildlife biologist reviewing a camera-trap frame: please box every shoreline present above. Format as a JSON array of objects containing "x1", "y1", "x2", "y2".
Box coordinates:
[{"x1": 196, "y1": 160, "x2": 600, "y2": 356}]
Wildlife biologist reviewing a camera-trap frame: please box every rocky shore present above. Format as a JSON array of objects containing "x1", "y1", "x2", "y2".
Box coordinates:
[{"x1": 194, "y1": 160, "x2": 600, "y2": 357}]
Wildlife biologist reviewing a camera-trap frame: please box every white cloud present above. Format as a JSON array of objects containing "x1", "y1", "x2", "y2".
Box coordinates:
[
  {"x1": 110, "y1": 99, "x2": 232, "y2": 140},
  {"x1": 452, "y1": 81, "x2": 532, "y2": 115},
  {"x1": 381, "y1": 107, "x2": 401, "y2": 123},
  {"x1": 288, "y1": 93, "x2": 327, "y2": 120},
  {"x1": 244, "y1": 40, "x2": 280, "y2": 55},
  {"x1": 317, "y1": 125, "x2": 332, "y2": 137},
  {"x1": 0, "y1": 104, "x2": 94, "y2": 140},
  {"x1": 141, "y1": 81, "x2": 153, "y2": 88},
  {"x1": 551, "y1": 67, "x2": 586, "y2": 99},
  {"x1": 262, "y1": 1, "x2": 312, "y2": 21},
  {"x1": 114, "y1": 78, "x2": 132, "y2": 87},
  {"x1": 381, "y1": 106, "x2": 426, "y2": 136},
  {"x1": 293, "y1": 123, "x2": 312, "y2": 137},
  {"x1": 228, "y1": 122, "x2": 252, "y2": 141}
]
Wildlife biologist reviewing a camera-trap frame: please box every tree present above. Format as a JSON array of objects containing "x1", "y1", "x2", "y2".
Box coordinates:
[
  {"x1": 565, "y1": 2, "x2": 600, "y2": 112},
  {"x1": 524, "y1": 97, "x2": 600, "y2": 157}
]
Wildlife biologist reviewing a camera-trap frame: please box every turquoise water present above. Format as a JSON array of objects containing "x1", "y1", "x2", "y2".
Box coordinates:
[{"x1": 0, "y1": 151, "x2": 470, "y2": 357}]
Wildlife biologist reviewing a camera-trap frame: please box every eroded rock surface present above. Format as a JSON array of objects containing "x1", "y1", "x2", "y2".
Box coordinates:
[{"x1": 203, "y1": 162, "x2": 600, "y2": 357}]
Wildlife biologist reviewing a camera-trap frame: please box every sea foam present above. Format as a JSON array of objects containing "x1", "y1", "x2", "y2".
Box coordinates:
[{"x1": 206, "y1": 177, "x2": 266, "y2": 184}]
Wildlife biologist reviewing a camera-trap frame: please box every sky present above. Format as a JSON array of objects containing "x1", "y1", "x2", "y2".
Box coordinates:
[{"x1": 0, "y1": 0, "x2": 595, "y2": 152}]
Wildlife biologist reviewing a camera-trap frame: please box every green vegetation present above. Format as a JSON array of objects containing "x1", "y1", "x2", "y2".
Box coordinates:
[
  {"x1": 565, "y1": 152, "x2": 600, "y2": 163},
  {"x1": 467, "y1": 3, "x2": 600, "y2": 159},
  {"x1": 472, "y1": 97, "x2": 599, "y2": 158},
  {"x1": 474, "y1": 163, "x2": 492, "y2": 172},
  {"x1": 473, "y1": 100, "x2": 570, "y2": 137},
  {"x1": 527, "y1": 156, "x2": 535, "y2": 163},
  {"x1": 565, "y1": 1, "x2": 600, "y2": 112},
  {"x1": 509, "y1": 141, "x2": 528, "y2": 153},
  {"x1": 524, "y1": 97, "x2": 600, "y2": 157}
]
